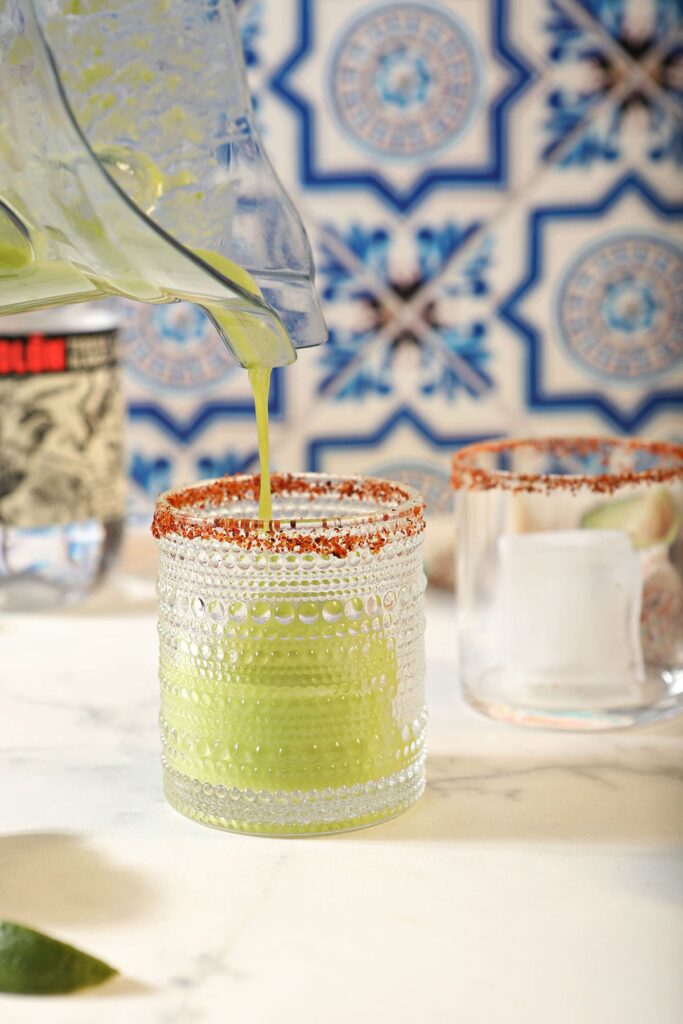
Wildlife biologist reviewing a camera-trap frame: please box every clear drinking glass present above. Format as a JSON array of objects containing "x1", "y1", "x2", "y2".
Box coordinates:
[
  {"x1": 452, "y1": 438, "x2": 683, "y2": 730},
  {"x1": 153, "y1": 474, "x2": 427, "y2": 835}
]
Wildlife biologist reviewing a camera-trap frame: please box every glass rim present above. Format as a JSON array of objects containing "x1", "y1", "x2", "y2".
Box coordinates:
[
  {"x1": 152, "y1": 472, "x2": 426, "y2": 554},
  {"x1": 451, "y1": 436, "x2": 683, "y2": 495}
]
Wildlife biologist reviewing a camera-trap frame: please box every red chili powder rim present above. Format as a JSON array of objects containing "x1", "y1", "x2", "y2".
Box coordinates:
[
  {"x1": 152, "y1": 473, "x2": 425, "y2": 555},
  {"x1": 451, "y1": 437, "x2": 683, "y2": 495}
]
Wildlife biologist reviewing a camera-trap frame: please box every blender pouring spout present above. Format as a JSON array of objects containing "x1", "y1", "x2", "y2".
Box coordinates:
[{"x1": 0, "y1": 0, "x2": 327, "y2": 367}]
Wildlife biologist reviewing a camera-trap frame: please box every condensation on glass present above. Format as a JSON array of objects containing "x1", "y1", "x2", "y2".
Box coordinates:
[
  {"x1": 153, "y1": 474, "x2": 427, "y2": 835},
  {"x1": 452, "y1": 438, "x2": 683, "y2": 730}
]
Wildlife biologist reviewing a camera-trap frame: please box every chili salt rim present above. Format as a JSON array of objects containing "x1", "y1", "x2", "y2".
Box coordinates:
[
  {"x1": 151, "y1": 472, "x2": 426, "y2": 555},
  {"x1": 451, "y1": 437, "x2": 683, "y2": 496}
]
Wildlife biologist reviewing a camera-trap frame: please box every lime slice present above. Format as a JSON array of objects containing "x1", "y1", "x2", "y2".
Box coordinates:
[
  {"x1": 0, "y1": 921, "x2": 117, "y2": 995},
  {"x1": 582, "y1": 487, "x2": 679, "y2": 550}
]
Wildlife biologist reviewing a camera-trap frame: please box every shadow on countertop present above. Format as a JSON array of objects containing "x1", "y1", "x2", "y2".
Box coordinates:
[
  {"x1": 0, "y1": 831, "x2": 157, "y2": 927},
  {"x1": 338, "y1": 741, "x2": 683, "y2": 846}
]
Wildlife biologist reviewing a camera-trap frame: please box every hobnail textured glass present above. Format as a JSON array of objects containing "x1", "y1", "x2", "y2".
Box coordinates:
[{"x1": 153, "y1": 474, "x2": 427, "y2": 835}]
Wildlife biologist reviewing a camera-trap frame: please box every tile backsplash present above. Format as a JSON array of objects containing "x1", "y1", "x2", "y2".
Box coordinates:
[{"x1": 121, "y1": 0, "x2": 683, "y2": 572}]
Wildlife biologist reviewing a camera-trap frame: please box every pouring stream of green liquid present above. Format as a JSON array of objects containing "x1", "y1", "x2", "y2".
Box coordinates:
[
  {"x1": 0, "y1": 240, "x2": 279, "y2": 523},
  {"x1": 176, "y1": 249, "x2": 277, "y2": 524},
  {"x1": 248, "y1": 366, "x2": 272, "y2": 522}
]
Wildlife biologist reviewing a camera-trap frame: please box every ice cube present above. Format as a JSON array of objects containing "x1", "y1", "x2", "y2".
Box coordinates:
[{"x1": 497, "y1": 530, "x2": 644, "y2": 693}]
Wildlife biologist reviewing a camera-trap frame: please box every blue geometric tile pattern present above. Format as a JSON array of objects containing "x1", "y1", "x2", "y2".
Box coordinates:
[
  {"x1": 307, "y1": 405, "x2": 495, "y2": 471},
  {"x1": 117, "y1": 0, "x2": 683, "y2": 567},
  {"x1": 271, "y1": 0, "x2": 533, "y2": 211},
  {"x1": 126, "y1": 389, "x2": 283, "y2": 446},
  {"x1": 119, "y1": 301, "x2": 284, "y2": 445},
  {"x1": 499, "y1": 173, "x2": 683, "y2": 431},
  {"x1": 574, "y1": 0, "x2": 682, "y2": 41},
  {"x1": 543, "y1": 0, "x2": 683, "y2": 166},
  {"x1": 316, "y1": 222, "x2": 493, "y2": 399}
]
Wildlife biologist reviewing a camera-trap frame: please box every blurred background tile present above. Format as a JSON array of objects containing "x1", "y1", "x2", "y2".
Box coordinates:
[{"x1": 117, "y1": 0, "x2": 683, "y2": 578}]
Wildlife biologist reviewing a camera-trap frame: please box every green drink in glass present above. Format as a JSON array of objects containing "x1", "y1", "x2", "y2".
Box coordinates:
[{"x1": 153, "y1": 474, "x2": 427, "y2": 835}]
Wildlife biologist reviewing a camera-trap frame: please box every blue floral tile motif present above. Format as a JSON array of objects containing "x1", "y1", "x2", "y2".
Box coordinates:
[
  {"x1": 574, "y1": 0, "x2": 682, "y2": 42},
  {"x1": 129, "y1": 453, "x2": 173, "y2": 507},
  {"x1": 271, "y1": 0, "x2": 533, "y2": 211},
  {"x1": 499, "y1": 173, "x2": 683, "y2": 432},
  {"x1": 316, "y1": 222, "x2": 493, "y2": 399},
  {"x1": 194, "y1": 450, "x2": 259, "y2": 478},
  {"x1": 122, "y1": 302, "x2": 239, "y2": 393},
  {"x1": 369, "y1": 461, "x2": 454, "y2": 514},
  {"x1": 329, "y1": 4, "x2": 482, "y2": 159},
  {"x1": 557, "y1": 233, "x2": 683, "y2": 380},
  {"x1": 543, "y1": 0, "x2": 683, "y2": 166},
  {"x1": 128, "y1": 446, "x2": 260, "y2": 522},
  {"x1": 117, "y1": 1, "x2": 683, "y2": 533}
]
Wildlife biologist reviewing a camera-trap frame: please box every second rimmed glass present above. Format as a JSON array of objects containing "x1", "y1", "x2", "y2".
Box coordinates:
[
  {"x1": 153, "y1": 473, "x2": 427, "y2": 835},
  {"x1": 452, "y1": 438, "x2": 683, "y2": 730}
]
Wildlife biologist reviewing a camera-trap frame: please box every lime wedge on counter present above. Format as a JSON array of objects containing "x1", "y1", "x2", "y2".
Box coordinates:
[
  {"x1": 0, "y1": 921, "x2": 117, "y2": 995},
  {"x1": 582, "y1": 487, "x2": 679, "y2": 550}
]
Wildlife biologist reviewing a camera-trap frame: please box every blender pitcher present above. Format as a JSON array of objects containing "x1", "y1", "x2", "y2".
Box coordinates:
[{"x1": 0, "y1": 0, "x2": 327, "y2": 367}]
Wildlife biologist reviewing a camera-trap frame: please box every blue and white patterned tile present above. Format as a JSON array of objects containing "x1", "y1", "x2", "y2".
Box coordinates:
[
  {"x1": 497, "y1": 171, "x2": 683, "y2": 434},
  {"x1": 236, "y1": 0, "x2": 305, "y2": 164},
  {"x1": 313, "y1": 216, "x2": 491, "y2": 400},
  {"x1": 526, "y1": 0, "x2": 683, "y2": 92},
  {"x1": 119, "y1": 296, "x2": 288, "y2": 523},
  {"x1": 122, "y1": 302, "x2": 238, "y2": 402},
  {"x1": 117, "y1": 0, "x2": 683, "y2": 538},
  {"x1": 286, "y1": 210, "x2": 519, "y2": 438},
  {"x1": 491, "y1": 1, "x2": 682, "y2": 203},
  {"x1": 537, "y1": 0, "x2": 682, "y2": 176},
  {"x1": 267, "y1": 0, "x2": 534, "y2": 214},
  {"x1": 636, "y1": 410, "x2": 683, "y2": 446},
  {"x1": 288, "y1": 401, "x2": 497, "y2": 583},
  {"x1": 567, "y1": 0, "x2": 682, "y2": 47},
  {"x1": 504, "y1": 0, "x2": 571, "y2": 71},
  {"x1": 120, "y1": 300, "x2": 285, "y2": 435},
  {"x1": 125, "y1": 410, "x2": 269, "y2": 525},
  {"x1": 544, "y1": 96, "x2": 683, "y2": 201},
  {"x1": 302, "y1": 404, "x2": 491, "y2": 479},
  {"x1": 486, "y1": 48, "x2": 682, "y2": 309}
]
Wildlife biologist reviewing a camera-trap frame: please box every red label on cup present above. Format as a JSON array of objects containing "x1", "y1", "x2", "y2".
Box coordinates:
[{"x1": 0, "y1": 334, "x2": 67, "y2": 375}]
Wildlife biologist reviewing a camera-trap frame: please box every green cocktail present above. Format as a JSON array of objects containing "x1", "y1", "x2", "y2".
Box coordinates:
[{"x1": 154, "y1": 473, "x2": 427, "y2": 835}]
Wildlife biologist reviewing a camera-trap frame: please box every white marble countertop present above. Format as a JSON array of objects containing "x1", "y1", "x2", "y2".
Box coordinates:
[{"x1": 1, "y1": 539, "x2": 682, "y2": 1024}]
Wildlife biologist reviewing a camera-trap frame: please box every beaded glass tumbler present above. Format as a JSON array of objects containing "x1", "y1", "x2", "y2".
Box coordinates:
[
  {"x1": 152, "y1": 474, "x2": 427, "y2": 834},
  {"x1": 452, "y1": 438, "x2": 683, "y2": 731}
]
